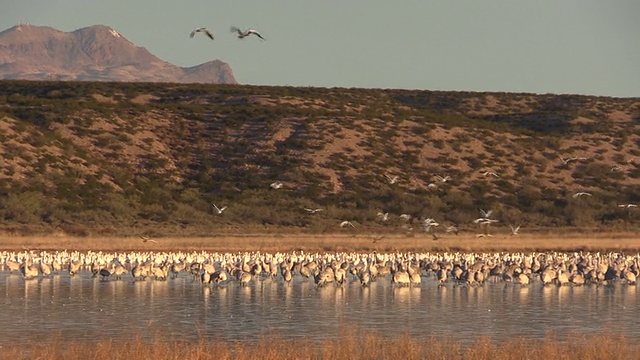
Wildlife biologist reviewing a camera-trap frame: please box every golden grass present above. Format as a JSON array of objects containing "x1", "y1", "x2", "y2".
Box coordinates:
[
  {"x1": 1, "y1": 231, "x2": 639, "y2": 253},
  {"x1": 2, "y1": 330, "x2": 638, "y2": 360}
]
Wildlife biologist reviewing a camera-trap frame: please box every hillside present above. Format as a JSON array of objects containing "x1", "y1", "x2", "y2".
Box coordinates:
[
  {"x1": 0, "y1": 24, "x2": 236, "y2": 84},
  {"x1": 0, "y1": 80, "x2": 638, "y2": 237}
]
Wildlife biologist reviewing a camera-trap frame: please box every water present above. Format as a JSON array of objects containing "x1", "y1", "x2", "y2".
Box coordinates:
[{"x1": 2, "y1": 270, "x2": 638, "y2": 345}]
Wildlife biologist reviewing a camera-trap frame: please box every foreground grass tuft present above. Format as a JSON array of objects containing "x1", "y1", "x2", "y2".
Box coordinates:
[{"x1": 3, "y1": 330, "x2": 638, "y2": 360}]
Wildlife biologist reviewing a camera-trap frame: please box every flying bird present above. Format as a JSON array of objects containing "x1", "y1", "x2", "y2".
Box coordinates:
[
  {"x1": 305, "y1": 208, "x2": 323, "y2": 214},
  {"x1": 270, "y1": 181, "x2": 284, "y2": 189},
  {"x1": 510, "y1": 225, "x2": 521, "y2": 236},
  {"x1": 384, "y1": 174, "x2": 399, "y2": 184},
  {"x1": 340, "y1": 221, "x2": 355, "y2": 228},
  {"x1": 573, "y1": 192, "x2": 592, "y2": 198},
  {"x1": 211, "y1": 203, "x2": 227, "y2": 214},
  {"x1": 230, "y1": 26, "x2": 265, "y2": 40},
  {"x1": 140, "y1": 236, "x2": 157, "y2": 243},
  {"x1": 190, "y1": 27, "x2": 214, "y2": 40},
  {"x1": 435, "y1": 174, "x2": 451, "y2": 183}
]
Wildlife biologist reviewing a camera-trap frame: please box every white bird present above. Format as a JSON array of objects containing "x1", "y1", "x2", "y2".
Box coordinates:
[
  {"x1": 480, "y1": 170, "x2": 499, "y2": 178},
  {"x1": 211, "y1": 203, "x2": 227, "y2": 214},
  {"x1": 435, "y1": 174, "x2": 451, "y2": 183},
  {"x1": 618, "y1": 204, "x2": 638, "y2": 209},
  {"x1": 305, "y1": 208, "x2": 323, "y2": 214},
  {"x1": 611, "y1": 165, "x2": 624, "y2": 172},
  {"x1": 573, "y1": 192, "x2": 592, "y2": 198},
  {"x1": 479, "y1": 209, "x2": 493, "y2": 219},
  {"x1": 510, "y1": 225, "x2": 521, "y2": 236},
  {"x1": 421, "y1": 218, "x2": 440, "y2": 239},
  {"x1": 190, "y1": 27, "x2": 214, "y2": 40},
  {"x1": 559, "y1": 156, "x2": 588, "y2": 165},
  {"x1": 377, "y1": 212, "x2": 389, "y2": 222},
  {"x1": 340, "y1": 221, "x2": 355, "y2": 228},
  {"x1": 230, "y1": 26, "x2": 265, "y2": 40},
  {"x1": 399, "y1": 214, "x2": 412, "y2": 221},
  {"x1": 384, "y1": 174, "x2": 399, "y2": 184},
  {"x1": 270, "y1": 181, "x2": 284, "y2": 189}
]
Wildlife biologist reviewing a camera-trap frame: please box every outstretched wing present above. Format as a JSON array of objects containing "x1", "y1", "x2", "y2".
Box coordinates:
[{"x1": 204, "y1": 29, "x2": 214, "y2": 40}]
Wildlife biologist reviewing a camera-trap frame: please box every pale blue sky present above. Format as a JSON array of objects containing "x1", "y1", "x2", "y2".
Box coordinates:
[{"x1": 1, "y1": 1, "x2": 639, "y2": 97}]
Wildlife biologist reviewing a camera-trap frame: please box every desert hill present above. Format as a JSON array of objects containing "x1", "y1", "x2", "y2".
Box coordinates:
[
  {"x1": 0, "y1": 24, "x2": 236, "y2": 84},
  {"x1": 0, "y1": 80, "x2": 638, "y2": 237}
]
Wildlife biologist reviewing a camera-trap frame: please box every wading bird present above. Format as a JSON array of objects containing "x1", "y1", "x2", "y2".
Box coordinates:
[
  {"x1": 230, "y1": 26, "x2": 265, "y2": 40},
  {"x1": 190, "y1": 27, "x2": 214, "y2": 40}
]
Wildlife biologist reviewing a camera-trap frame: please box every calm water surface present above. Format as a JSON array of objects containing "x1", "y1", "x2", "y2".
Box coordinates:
[{"x1": 1, "y1": 271, "x2": 638, "y2": 345}]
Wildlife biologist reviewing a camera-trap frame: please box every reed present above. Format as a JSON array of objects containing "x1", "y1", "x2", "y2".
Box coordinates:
[
  {"x1": 1, "y1": 231, "x2": 639, "y2": 253},
  {"x1": 2, "y1": 330, "x2": 638, "y2": 360}
]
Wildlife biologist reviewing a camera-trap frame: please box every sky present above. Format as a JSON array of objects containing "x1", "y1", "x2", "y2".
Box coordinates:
[{"x1": 1, "y1": 1, "x2": 639, "y2": 97}]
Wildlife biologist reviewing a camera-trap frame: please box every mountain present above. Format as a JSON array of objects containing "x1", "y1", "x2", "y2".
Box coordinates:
[
  {"x1": 0, "y1": 24, "x2": 236, "y2": 84},
  {"x1": 0, "y1": 80, "x2": 638, "y2": 236}
]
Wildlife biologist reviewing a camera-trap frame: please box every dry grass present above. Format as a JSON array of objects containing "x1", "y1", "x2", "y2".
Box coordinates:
[
  {"x1": 1, "y1": 231, "x2": 639, "y2": 253},
  {"x1": 2, "y1": 330, "x2": 638, "y2": 360}
]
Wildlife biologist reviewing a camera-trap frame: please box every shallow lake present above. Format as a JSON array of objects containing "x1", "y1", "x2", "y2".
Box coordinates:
[{"x1": 2, "y1": 269, "x2": 638, "y2": 345}]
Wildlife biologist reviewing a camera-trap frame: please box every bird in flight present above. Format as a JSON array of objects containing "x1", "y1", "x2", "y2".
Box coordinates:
[
  {"x1": 305, "y1": 208, "x2": 323, "y2": 214},
  {"x1": 270, "y1": 181, "x2": 284, "y2": 189},
  {"x1": 510, "y1": 225, "x2": 521, "y2": 236},
  {"x1": 211, "y1": 203, "x2": 227, "y2": 214},
  {"x1": 573, "y1": 192, "x2": 592, "y2": 198},
  {"x1": 140, "y1": 236, "x2": 157, "y2": 243},
  {"x1": 384, "y1": 174, "x2": 399, "y2": 184},
  {"x1": 435, "y1": 174, "x2": 451, "y2": 183},
  {"x1": 230, "y1": 26, "x2": 265, "y2": 40},
  {"x1": 190, "y1": 27, "x2": 214, "y2": 40},
  {"x1": 618, "y1": 204, "x2": 638, "y2": 209},
  {"x1": 340, "y1": 221, "x2": 355, "y2": 228},
  {"x1": 480, "y1": 170, "x2": 499, "y2": 178}
]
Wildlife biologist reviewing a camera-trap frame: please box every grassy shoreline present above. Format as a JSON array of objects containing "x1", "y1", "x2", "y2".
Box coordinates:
[
  {"x1": 3, "y1": 331, "x2": 637, "y2": 360},
  {"x1": 1, "y1": 231, "x2": 639, "y2": 253}
]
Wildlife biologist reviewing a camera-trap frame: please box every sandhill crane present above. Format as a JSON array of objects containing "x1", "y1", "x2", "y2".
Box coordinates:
[
  {"x1": 20, "y1": 261, "x2": 39, "y2": 280},
  {"x1": 140, "y1": 236, "x2": 157, "y2": 243},
  {"x1": 190, "y1": 27, "x2": 214, "y2": 40},
  {"x1": 230, "y1": 26, "x2": 265, "y2": 40},
  {"x1": 421, "y1": 218, "x2": 440, "y2": 240},
  {"x1": 211, "y1": 203, "x2": 227, "y2": 214},
  {"x1": 445, "y1": 224, "x2": 459, "y2": 235},
  {"x1": 5, "y1": 259, "x2": 21, "y2": 273}
]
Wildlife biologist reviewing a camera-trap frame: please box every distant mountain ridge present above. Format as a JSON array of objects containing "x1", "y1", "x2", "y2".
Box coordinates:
[{"x1": 0, "y1": 24, "x2": 236, "y2": 83}]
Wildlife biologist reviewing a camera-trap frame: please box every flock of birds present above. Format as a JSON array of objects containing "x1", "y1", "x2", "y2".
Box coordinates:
[
  {"x1": 228, "y1": 153, "x2": 634, "y2": 240},
  {"x1": 190, "y1": 25, "x2": 265, "y2": 41},
  {"x1": 3, "y1": 249, "x2": 639, "y2": 288}
]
